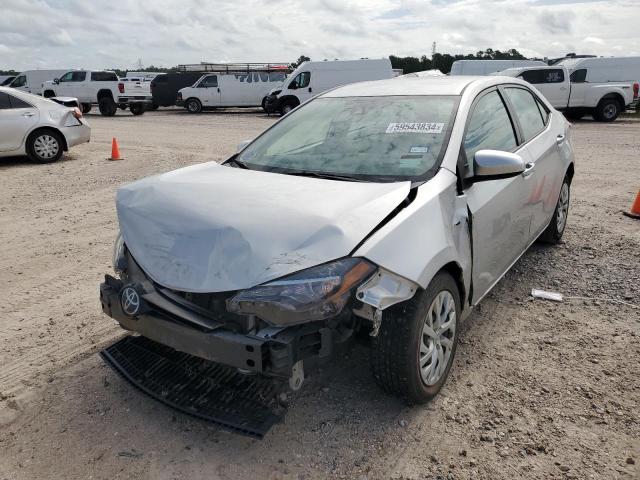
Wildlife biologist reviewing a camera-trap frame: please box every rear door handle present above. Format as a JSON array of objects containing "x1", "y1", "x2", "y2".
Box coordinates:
[
  {"x1": 556, "y1": 134, "x2": 565, "y2": 145},
  {"x1": 22, "y1": 112, "x2": 35, "y2": 117},
  {"x1": 522, "y1": 162, "x2": 535, "y2": 178},
  {"x1": 308, "y1": 87, "x2": 312, "y2": 93}
]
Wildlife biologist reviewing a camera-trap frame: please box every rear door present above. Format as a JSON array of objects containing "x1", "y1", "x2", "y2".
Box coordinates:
[
  {"x1": 502, "y1": 86, "x2": 565, "y2": 238},
  {"x1": 463, "y1": 88, "x2": 537, "y2": 303},
  {"x1": 0, "y1": 92, "x2": 39, "y2": 151},
  {"x1": 518, "y1": 69, "x2": 568, "y2": 108}
]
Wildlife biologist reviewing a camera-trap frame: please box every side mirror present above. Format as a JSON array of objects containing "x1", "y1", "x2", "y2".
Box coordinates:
[
  {"x1": 473, "y1": 150, "x2": 525, "y2": 180},
  {"x1": 54, "y1": 78, "x2": 59, "y2": 84},
  {"x1": 236, "y1": 139, "x2": 252, "y2": 152}
]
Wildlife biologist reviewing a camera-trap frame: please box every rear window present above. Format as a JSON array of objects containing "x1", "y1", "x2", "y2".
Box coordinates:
[
  {"x1": 570, "y1": 69, "x2": 587, "y2": 83},
  {"x1": 91, "y1": 72, "x2": 118, "y2": 81},
  {"x1": 153, "y1": 75, "x2": 168, "y2": 84}
]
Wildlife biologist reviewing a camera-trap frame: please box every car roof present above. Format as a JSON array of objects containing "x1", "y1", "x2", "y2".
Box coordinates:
[
  {"x1": 321, "y1": 76, "x2": 509, "y2": 98},
  {"x1": 0, "y1": 86, "x2": 65, "y2": 108}
]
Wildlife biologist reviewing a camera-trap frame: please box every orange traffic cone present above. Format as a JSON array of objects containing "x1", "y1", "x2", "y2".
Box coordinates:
[
  {"x1": 108, "y1": 137, "x2": 124, "y2": 161},
  {"x1": 623, "y1": 191, "x2": 640, "y2": 219}
]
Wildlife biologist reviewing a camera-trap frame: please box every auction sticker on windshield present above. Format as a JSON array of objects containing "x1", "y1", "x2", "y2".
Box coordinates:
[{"x1": 386, "y1": 122, "x2": 444, "y2": 134}]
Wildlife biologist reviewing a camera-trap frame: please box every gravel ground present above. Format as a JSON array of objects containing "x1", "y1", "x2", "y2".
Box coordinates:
[{"x1": 0, "y1": 108, "x2": 638, "y2": 480}]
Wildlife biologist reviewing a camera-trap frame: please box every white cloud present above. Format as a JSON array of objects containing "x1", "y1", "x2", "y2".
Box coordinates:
[{"x1": 0, "y1": 0, "x2": 638, "y2": 71}]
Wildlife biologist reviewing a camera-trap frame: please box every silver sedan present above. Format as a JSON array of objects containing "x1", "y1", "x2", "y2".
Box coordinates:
[
  {"x1": 0, "y1": 86, "x2": 90, "y2": 163},
  {"x1": 103, "y1": 75, "x2": 574, "y2": 405}
]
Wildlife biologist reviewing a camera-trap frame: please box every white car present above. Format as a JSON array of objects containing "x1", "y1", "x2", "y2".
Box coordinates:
[
  {"x1": 0, "y1": 87, "x2": 90, "y2": 163},
  {"x1": 100, "y1": 76, "x2": 574, "y2": 422}
]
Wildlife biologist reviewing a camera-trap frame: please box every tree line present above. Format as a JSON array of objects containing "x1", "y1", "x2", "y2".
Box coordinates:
[{"x1": 1, "y1": 48, "x2": 528, "y2": 76}]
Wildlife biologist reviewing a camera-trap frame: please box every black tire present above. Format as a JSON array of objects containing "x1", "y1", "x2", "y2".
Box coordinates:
[
  {"x1": 280, "y1": 101, "x2": 297, "y2": 116},
  {"x1": 185, "y1": 98, "x2": 202, "y2": 113},
  {"x1": 98, "y1": 97, "x2": 117, "y2": 116},
  {"x1": 150, "y1": 102, "x2": 159, "y2": 111},
  {"x1": 129, "y1": 103, "x2": 145, "y2": 116},
  {"x1": 26, "y1": 129, "x2": 64, "y2": 163},
  {"x1": 540, "y1": 175, "x2": 570, "y2": 244},
  {"x1": 81, "y1": 103, "x2": 92, "y2": 114},
  {"x1": 563, "y1": 108, "x2": 584, "y2": 121},
  {"x1": 593, "y1": 98, "x2": 620, "y2": 122},
  {"x1": 371, "y1": 271, "x2": 460, "y2": 405}
]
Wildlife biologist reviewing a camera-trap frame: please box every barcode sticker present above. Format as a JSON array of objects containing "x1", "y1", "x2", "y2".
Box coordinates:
[{"x1": 386, "y1": 122, "x2": 444, "y2": 134}]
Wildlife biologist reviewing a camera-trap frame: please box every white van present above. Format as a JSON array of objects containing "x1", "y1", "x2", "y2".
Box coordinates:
[
  {"x1": 450, "y1": 60, "x2": 546, "y2": 76},
  {"x1": 177, "y1": 71, "x2": 287, "y2": 113},
  {"x1": 9, "y1": 70, "x2": 69, "y2": 94},
  {"x1": 263, "y1": 58, "x2": 394, "y2": 115}
]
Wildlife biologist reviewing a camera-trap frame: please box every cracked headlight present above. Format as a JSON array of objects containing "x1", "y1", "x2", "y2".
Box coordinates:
[
  {"x1": 227, "y1": 257, "x2": 375, "y2": 326},
  {"x1": 112, "y1": 232, "x2": 126, "y2": 276}
]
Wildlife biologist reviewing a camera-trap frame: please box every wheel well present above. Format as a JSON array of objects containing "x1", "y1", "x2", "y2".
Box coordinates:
[
  {"x1": 97, "y1": 89, "x2": 113, "y2": 101},
  {"x1": 279, "y1": 95, "x2": 300, "y2": 107},
  {"x1": 28, "y1": 127, "x2": 68, "y2": 151},
  {"x1": 186, "y1": 97, "x2": 201, "y2": 104},
  {"x1": 566, "y1": 163, "x2": 575, "y2": 184},
  {"x1": 440, "y1": 261, "x2": 466, "y2": 307},
  {"x1": 600, "y1": 93, "x2": 624, "y2": 107}
]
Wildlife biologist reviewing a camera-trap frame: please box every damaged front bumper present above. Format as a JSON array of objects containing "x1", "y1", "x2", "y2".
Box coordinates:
[{"x1": 100, "y1": 275, "x2": 333, "y2": 380}]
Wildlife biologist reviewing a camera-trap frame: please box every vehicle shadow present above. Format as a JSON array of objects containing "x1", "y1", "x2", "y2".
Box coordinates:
[{"x1": 0, "y1": 154, "x2": 78, "y2": 169}]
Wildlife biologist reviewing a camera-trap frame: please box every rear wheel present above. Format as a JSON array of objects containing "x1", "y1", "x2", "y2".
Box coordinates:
[
  {"x1": 593, "y1": 98, "x2": 620, "y2": 122},
  {"x1": 186, "y1": 98, "x2": 202, "y2": 113},
  {"x1": 81, "y1": 103, "x2": 92, "y2": 114},
  {"x1": 540, "y1": 176, "x2": 570, "y2": 244},
  {"x1": 129, "y1": 103, "x2": 145, "y2": 116},
  {"x1": 371, "y1": 271, "x2": 460, "y2": 404},
  {"x1": 27, "y1": 130, "x2": 64, "y2": 163},
  {"x1": 563, "y1": 108, "x2": 584, "y2": 120},
  {"x1": 98, "y1": 97, "x2": 117, "y2": 116}
]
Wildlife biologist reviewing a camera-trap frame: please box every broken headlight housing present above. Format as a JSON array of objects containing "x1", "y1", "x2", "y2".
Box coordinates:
[
  {"x1": 227, "y1": 257, "x2": 376, "y2": 326},
  {"x1": 112, "y1": 232, "x2": 127, "y2": 276}
]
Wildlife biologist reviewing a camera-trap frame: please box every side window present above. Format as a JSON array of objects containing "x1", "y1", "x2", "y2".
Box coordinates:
[
  {"x1": 535, "y1": 97, "x2": 550, "y2": 124},
  {"x1": 73, "y1": 71, "x2": 87, "y2": 81},
  {"x1": 0, "y1": 92, "x2": 11, "y2": 109},
  {"x1": 464, "y1": 90, "x2": 517, "y2": 162},
  {"x1": 59, "y1": 72, "x2": 74, "y2": 82},
  {"x1": 201, "y1": 75, "x2": 218, "y2": 88},
  {"x1": 290, "y1": 72, "x2": 310, "y2": 89},
  {"x1": 11, "y1": 75, "x2": 26, "y2": 88},
  {"x1": 8, "y1": 95, "x2": 31, "y2": 109},
  {"x1": 504, "y1": 87, "x2": 545, "y2": 141},
  {"x1": 519, "y1": 70, "x2": 544, "y2": 84},
  {"x1": 91, "y1": 72, "x2": 118, "y2": 81},
  {"x1": 570, "y1": 69, "x2": 587, "y2": 83},
  {"x1": 543, "y1": 69, "x2": 564, "y2": 83}
]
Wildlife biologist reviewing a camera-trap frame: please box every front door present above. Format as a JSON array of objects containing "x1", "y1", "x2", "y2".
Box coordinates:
[
  {"x1": 0, "y1": 92, "x2": 39, "y2": 151},
  {"x1": 462, "y1": 88, "x2": 536, "y2": 303},
  {"x1": 288, "y1": 71, "x2": 312, "y2": 103},
  {"x1": 198, "y1": 75, "x2": 221, "y2": 107}
]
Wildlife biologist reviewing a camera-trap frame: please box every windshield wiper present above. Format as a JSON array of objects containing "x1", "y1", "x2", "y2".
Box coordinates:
[
  {"x1": 283, "y1": 170, "x2": 363, "y2": 182},
  {"x1": 225, "y1": 157, "x2": 249, "y2": 169}
]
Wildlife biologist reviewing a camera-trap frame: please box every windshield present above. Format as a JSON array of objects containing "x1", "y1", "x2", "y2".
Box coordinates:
[{"x1": 239, "y1": 95, "x2": 459, "y2": 181}]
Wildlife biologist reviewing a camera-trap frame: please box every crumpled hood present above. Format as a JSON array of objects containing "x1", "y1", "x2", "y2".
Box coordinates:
[{"x1": 116, "y1": 162, "x2": 410, "y2": 292}]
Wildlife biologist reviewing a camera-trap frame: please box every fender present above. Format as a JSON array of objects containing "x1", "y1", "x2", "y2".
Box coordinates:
[
  {"x1": 276, "y1": 94, "x2": 300, "y2": 109},
  {"x1": 354, "y1": 168, "x2": 472, "y2": 307}
]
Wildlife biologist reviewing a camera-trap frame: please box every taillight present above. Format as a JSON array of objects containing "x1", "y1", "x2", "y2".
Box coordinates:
[
  {"x1": 633, "y1": 82, "x2": 639, "y2": 100},
  {"x1": 118, "y1": 82, "x2": 124, "y2": 93}
]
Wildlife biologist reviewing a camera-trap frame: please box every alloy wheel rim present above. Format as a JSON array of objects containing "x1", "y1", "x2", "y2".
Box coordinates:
[
  {"x1": 556, "y1": 183, "x2": 569, "y2": 232},
  {"x1": 33, "y1": 135, "x2": 59, "y2": 159},
  {"x1": 188, "y1": 101, "x2": 198, "y2": 112},
  {"x1": 603, "y1": 104, "x2": 616, "y2": 119},
  {"x1": 419, "y1": 290, "x2": 456, "y2": 386}
]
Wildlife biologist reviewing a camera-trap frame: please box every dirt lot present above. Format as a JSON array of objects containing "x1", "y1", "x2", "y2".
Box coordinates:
[{"x1": 0, "y1": 108, "x2": 638, "y2": 480}]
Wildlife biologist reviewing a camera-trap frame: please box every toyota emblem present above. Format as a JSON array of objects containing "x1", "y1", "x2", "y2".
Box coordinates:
[{"x1": 121, "y1": 286, "x2": 141, "y2": 316}]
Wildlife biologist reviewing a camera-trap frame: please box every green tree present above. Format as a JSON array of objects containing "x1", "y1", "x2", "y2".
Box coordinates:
[{"x1": 290, "y1": 55, "x2": 311, "y2": 69}]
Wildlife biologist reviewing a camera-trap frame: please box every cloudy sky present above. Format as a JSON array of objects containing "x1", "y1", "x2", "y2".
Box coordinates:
[{"x1": 1, "y1": 0, "x2": 638, "y2": 71}]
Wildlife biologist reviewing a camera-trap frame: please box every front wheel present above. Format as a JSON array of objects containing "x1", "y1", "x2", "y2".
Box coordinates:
[
  {"x1": 371, "y1": 271, "x2": 460, "y2": 404},
  {"x1": 280, "y1": 102, "x2": 297, "y2": 116},
  {"x1": 27, "y1": 130, "x2": 64, "y2": 163},
  {"x1": 540, "y1": 176, "x2": 570, "y2": 244},
  {"x1": 81, "y1": 103, "x2": 92, "y2": 114},
  {"x1": 185, "y1": 98, "x2": 202, "y2": 113},
  {"x1": 129, "y1": 103, "x2": 145, "y2": 116}
]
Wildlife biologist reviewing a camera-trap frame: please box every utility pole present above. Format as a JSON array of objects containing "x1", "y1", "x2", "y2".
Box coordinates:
[{"x1": 432, "y1": 42, "x2": 437, "y2": 57}]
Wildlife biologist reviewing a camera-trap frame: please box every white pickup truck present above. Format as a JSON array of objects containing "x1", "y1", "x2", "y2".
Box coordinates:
[
  {"x1": 495, "y1": 65, "x2": 638, "y2": 122},
  {"x1": 41, "y1": 70, "x2": 152, "y2": 116}
]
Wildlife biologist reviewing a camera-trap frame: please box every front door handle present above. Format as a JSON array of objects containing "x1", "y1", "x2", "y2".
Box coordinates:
[
  {"x1": 522, "y1": 162, "x2": 535, "y2": 178},
  {"x1": 22, "y1": 112, "x2": 35, "y2": 117},
  {"x1": 308, "y1": 87, "x2": 312, "y2": 93},
  {"x1": 217, "y1": 88, "x2": 220, "y2": 93},
  {"x1": 556, "y1": 134, "x2": 565, "y2": 145}
]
